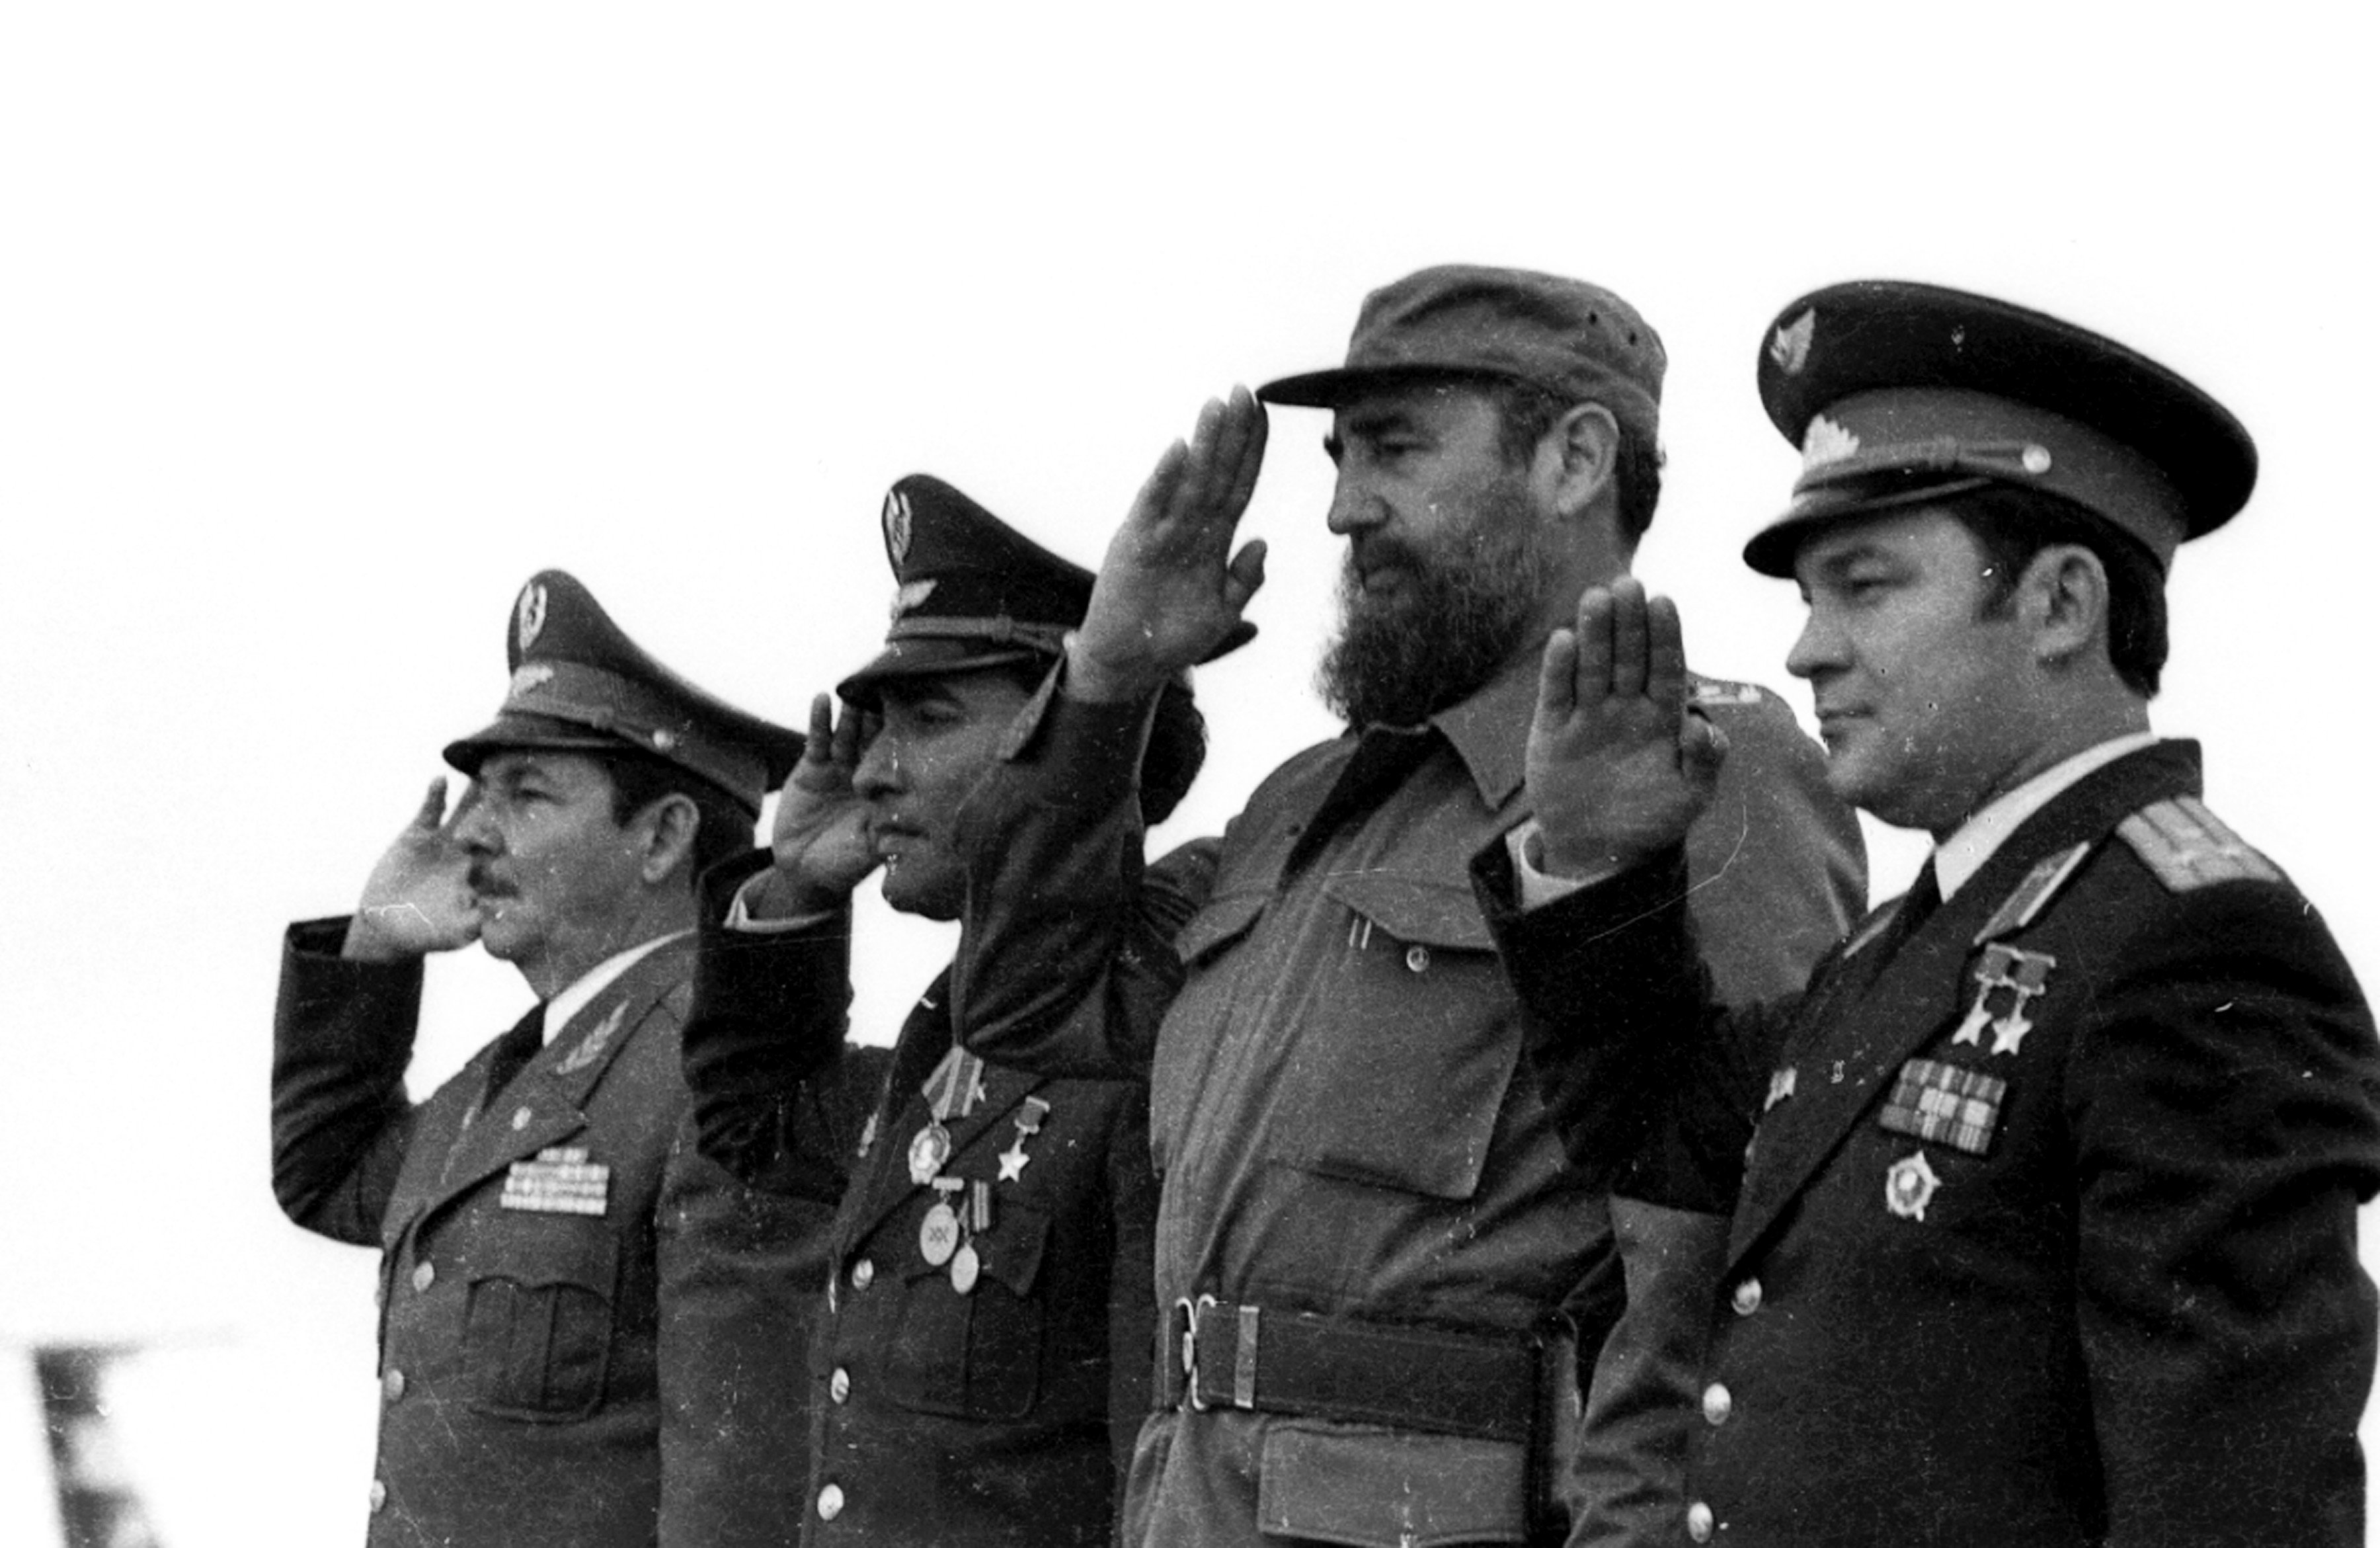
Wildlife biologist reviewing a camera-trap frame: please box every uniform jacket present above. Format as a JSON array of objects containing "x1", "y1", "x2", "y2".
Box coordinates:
[
  {"x1": 1483, "y1": 741, "x2": 2380, "y2": 1547},
  {"x1": 943, "y1": 659, "x2": 1864, "y2": 1547},
  {"x1": 681, "y1": 850, "x2": 1160, "y2": 1547},
  {"x1": 272, "y1": 922, "x2": 834, "y2": 1548}
]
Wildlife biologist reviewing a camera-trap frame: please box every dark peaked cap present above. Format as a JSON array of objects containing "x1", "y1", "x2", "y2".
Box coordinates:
[
  {"x1": 444, "y1": 569, "x2": 803, "y2": 814},
  {"x1": 837, "y1": 475, "x2": 1097, "y2": 704},
  {"x1": 1747, "y1": 280, "x2": 2256, "y2": 576}
]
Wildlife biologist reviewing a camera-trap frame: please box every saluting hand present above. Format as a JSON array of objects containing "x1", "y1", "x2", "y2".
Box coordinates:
[
  {"x1": 1068, "y1": 387, "x2": 1270, "y2": 702},
  {"x1": 754, "y1": 693, "x2": 879, "y2": 918},
  {"x1": 1527, "y1": 579, "x2": 1727, "y2": 878},
  {"x1": 342, "y1": 778, "x2": 481, "y2": 961}
]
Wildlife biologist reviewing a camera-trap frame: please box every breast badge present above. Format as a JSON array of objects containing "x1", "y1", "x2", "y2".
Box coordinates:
[
  {"x1": 1884, "y1": 1150, "x2": 1942, "y2": 1222},
  {"x1": 1879, "y1": 1057, "x2": 2006, "y2": 1157}
]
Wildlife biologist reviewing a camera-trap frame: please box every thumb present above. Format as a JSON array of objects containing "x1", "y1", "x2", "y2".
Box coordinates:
[{"x1": 1681, "y1": 710, "x2": 1729, "y2": 792}]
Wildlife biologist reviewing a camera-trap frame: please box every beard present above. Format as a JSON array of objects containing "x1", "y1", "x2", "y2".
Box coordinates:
[{"x1": 1317, "y1": 488, "x2": 1558, "y2": 730}]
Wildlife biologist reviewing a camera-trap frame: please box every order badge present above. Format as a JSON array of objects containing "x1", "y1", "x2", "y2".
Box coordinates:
[{"x1": 920, "y1": 1202, "x2": 960, "y2": 1266}]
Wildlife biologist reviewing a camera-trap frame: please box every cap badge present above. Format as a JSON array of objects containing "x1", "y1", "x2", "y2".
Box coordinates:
[
  {"x1": 891, "y1": 578, "x2": 937, "y2": 622},
  {"x1": 1770, "y1": 308, "x2": 1816, "y2": 375},
  {"x1": 504, "y1": 663, "x2": 556, "y2": 705},
  {"x1": 1801, "y1": 413, "x2": 1861, "y2": 471},
  {"x1": 884, "y1": 489, "x2": 914, "y2": 565},
  {"x1": 516, "y1": 583, "x2": 549, "y2": 651}
]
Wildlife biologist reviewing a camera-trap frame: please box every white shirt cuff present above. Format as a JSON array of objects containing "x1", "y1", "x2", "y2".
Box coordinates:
[
  {"x1": 724, "y1": 872, "x2": 838, "y2": 934},
  {"x1": 1509, "y1": 819, "x2": 1624, "y2": 908}
]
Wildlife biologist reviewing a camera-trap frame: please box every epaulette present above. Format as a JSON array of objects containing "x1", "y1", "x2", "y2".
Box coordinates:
[
  {"x1": 2116, "y1": 795, "x2": 2283, "y2": 893},
  {"x1": 1689, "y1": 678, "x2": 1766, "y2": 708}
]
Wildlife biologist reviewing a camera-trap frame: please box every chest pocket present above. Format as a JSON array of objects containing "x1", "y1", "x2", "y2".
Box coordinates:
[
  {"x1": 1266, "y1": 874, "x2": 1519, "y2": 1202},
  {"x1": 884, "y1": 1195, "x2": 1055, "y2": 1421},
  {"x1": 462, "y1": 1215, "x2": 620, "y2": 1422}
]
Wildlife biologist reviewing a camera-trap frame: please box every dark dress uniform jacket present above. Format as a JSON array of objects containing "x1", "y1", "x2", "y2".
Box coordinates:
[
  {"x1": 273, "y1": 922, "x2": 836, "y2": 1548},
  {"x1": 941, "y1": 661, "x2": 1864, "y2": 1547},
  {"x1": 682, "y1": 850, "x2": 1159, "y2": 1547},
  {"x1": 1484, "y1": 741, "x2": 2380, "y2": 1547}
]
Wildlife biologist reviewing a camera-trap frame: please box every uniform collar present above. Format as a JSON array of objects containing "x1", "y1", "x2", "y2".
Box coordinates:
[
  {"x1": 1933, "y1": 731, "x2": 2159, "y2": 901},
  {"x1": 543, "y1": 928, "x2": 690, "y2": 1043},
  {"x1": 1414, "y1": 649, "x2": 1542, "y2": 811}
]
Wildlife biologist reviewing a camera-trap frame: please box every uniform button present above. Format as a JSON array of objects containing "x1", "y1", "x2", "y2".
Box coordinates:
[
  {"x1": 510, "y1": 1106, "x2": 534, "y2": 1131},
  {"x1": 382, "y1": 1369, "x2": 406, "y2": 1403},
  {"x1": 1404, "y1": 945, "x2": 1430, "y2": 973},
  {"x1": 412, "y1": 1260, "x2": 436, "y2": 1293},
  {"x1": 851, "y1": 1258, "x2": 875, "y2": 1291},
  {"x1": 1731, "y1": 1277, "x2": 1761, "y2": 1315},
  {"x1": 816, "y1": 1483, "x2": 846, "y2": 1521},
  {"x1": 1686, "y1": 1500, "x2": 1713, "y2": 1542},
  {"x1": 368, "y1": 1480, "x2": 388, "y2": 1514},
  {"x1": 1702, "y1": 1382, "x2": 1731, "y2": 1426},
  {"x1": 830, "y1": 1367, "x2": 851, "y2": 1405}
]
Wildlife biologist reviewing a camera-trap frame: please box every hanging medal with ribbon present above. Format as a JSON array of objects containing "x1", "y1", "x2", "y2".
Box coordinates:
[
  {"x1": 951, "y1": 1180, "x2": 993, "y2": 1295},
  {"x1": 920, "y1": 1178, "x2": 963, "y2": 1267},
  {"x1": 997, "y1": 1096, "x2": 1051, "y2": 1182},
  {"x1": 908, "y1": 1044, "x2": 988, "y2": 1186}
]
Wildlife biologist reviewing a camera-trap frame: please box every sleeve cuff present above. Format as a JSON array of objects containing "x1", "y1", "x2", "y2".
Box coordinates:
[
  {"x1": 1510, "y1": 819, "x2": 1626, "y2": 907},
  {"x1": 725, "y1": 872, "x2": 839, "y2": 934}
]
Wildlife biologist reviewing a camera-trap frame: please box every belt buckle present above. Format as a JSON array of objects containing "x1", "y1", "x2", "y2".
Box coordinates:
[{"x1": 1176, "y1": 1293, "x2": 1217, "y2": 1412}]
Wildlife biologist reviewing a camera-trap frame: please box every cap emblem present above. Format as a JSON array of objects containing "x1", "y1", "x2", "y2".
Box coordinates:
[
  {"x1": 515, "y1": 583, "x2": 549, "y2": 651},
  {"x1": 1770, "y1": 309, "x2": 1816, "y2": 375},
  {"x1": 890, "y1": 578, "x2": 937, "y2": 622},
  {"x1": 884, "y1": 489, "x2": 914, "y2": 565},
  {"x1": 504, "y1": 663, "x2": 555, "y2": 705},
  {"x1": 1801, "y1": 413, "x2": 1861, "y2": 471}
]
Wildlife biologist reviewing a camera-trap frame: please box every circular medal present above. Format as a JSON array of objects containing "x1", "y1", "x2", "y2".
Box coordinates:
[
  {"x1": 919, "y1": 1202, "x2": 960, "y2": 1266},
  {"x1": 949, "y1": 1241, "x2": 980, "y2": 1295},
  {"x1": 907, "y1": 1122, "x2": 951, "y2": 1186}
]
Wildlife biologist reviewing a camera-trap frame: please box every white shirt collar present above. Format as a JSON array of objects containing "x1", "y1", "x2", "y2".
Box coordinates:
[
  {"x1": 541, "y1": 929, "x2": 690, "y2": 1044},
  {"x1": 1934, "y1": 732, "x2": 2159, "y2": 901}
]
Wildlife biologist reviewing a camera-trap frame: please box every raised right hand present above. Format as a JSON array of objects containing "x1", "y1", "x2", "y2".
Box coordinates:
[
  {"x1": 1066, "y1": 387, "x2": 1270, "y2": 703},
  {"x1": 1527, "y1": 579, "x2": 1727, "y2": 878},
  {"x1": 342, "y1": 778, "x2": 481, "y2": 961},
  {"x1": 755, "y1": 693, "x2": 879, "y2": 917}
]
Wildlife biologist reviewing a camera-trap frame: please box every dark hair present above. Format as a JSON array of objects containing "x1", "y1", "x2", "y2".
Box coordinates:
[
  {"x1": 593, "y1": 751, "x2": 756, "y2": 885},
  {"x1": 1484, "y1": 378, "x2": 1664, "y2": 546},
  {"x1": 1946, "y1": 484, "x2": 2169, "y2": 698}
]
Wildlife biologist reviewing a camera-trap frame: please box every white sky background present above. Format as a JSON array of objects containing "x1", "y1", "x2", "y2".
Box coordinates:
[{"x1": 1, "y1": 5, "x2": 2374, "y2": 1541}]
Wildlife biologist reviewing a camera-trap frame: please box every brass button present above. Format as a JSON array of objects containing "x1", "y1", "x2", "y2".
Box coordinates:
[
  {"x1": 1404, "y1": 945, "x2": 1430, "y2": 973},
  {"x1": 830, "y1": 1367, "x2": 851, "y2": 1404},
  {"x1": 1702, "y1": 1382, "x2": 1732, "y2": 1426},
  {"x1": 1686, "y1": 1500, "x2": 1714, "y2": 1543},
  {"x1": 1731, "y1": 1278, "x2": 1761, "y2": 1316},
  {"x1": 412, "y1": 1260, "x2": 436, "y2": 1293},
  {"x1": 382, "y1": 1369, "x2": 406, "y2": 1403},
  {"x1": 851, "y1": 1258, "x2": 875, "y2": 1291},
  {"x1": 510, "y1": 1106, "x2": 533, "y2": 1131},
  {"x1": 816, "y1": 1483, "x2": 846, "y2": 1521},
  {"x1": 369, "y1": 1480, "x2": 388, "y2": 1514}
]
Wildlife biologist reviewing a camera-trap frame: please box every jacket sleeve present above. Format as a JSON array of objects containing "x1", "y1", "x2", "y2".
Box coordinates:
[
  {"x1": 2066, "y1": 879, "x2": 2380, "y2": 1548},
  {"x1": 1102, "y1": 1072, "x2": 1160, "y2": 1501},
  {"x1": 270, "y1": 917, "x2": 423, "y2": 1246},
  {"x1": 680, "y1": 848, "x2": 862, "y2": 1199},
  {"x1": 945, "y1": 672, "x2": 1212, "y2": 1079}
]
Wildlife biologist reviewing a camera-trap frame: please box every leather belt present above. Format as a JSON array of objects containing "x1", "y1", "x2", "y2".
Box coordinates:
[{"x1": 1158, "y1": 1295, "x2": 1545, "y2": 1444}]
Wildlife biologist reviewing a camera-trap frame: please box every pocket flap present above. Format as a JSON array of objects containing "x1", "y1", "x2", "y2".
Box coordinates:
[
  {"x1": 1257, "y1": 1421, "x2": 1527, "y2": 1547},
  {"x1": 475, "y1": 1214, "x2": 619, "y2": 1293},
  {"x1": 1322, "y1": 874, "x2": 1493, "y2": 952},
  {"x1": 1175, "y1": 889, "x2": 1269, "y2": 966}
]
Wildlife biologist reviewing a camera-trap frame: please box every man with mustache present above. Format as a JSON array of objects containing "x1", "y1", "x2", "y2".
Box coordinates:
[
  {"x1": 272, "y1": 571, "x2": 833, "y2": 1547},
  {"x1": 1482, "y1": 281, "x2": 2380, "y2": 1545},
  {"x1": 679, "y1": 475, "x2": 1192, "y2": 1544},
  {"x1": 939, "y1": 266, "x2": 1866, "y2": 1545}
]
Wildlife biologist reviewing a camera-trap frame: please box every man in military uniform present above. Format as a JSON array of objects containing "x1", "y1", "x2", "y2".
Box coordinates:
[
  {"x1": 938, "y1": 266, "x2": 1866, "y2": 1545},
  {"x1": 680, "y1": 475, "x2": 1194, "y2": 1545},
  {"x1": 1483, "y1": 280, "x2": 2380, "y2": 1546},
  {"x1": 272, "y1": 571, "x2": 826, "y2": 1547}
]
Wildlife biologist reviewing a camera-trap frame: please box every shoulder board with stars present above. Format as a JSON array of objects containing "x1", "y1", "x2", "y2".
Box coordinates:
[
  {"x1": 1688, "y1": 679, "x2": 1766, "y2": 708},
  {"x1": 1973, "y1": 840, "x2": 2092, "y2": 944},
  {"x1": 2116, "y1": 796, "x2": 2281, "y2": 893}
]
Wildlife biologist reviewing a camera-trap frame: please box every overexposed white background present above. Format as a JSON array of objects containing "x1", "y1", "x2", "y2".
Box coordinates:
[{"x1": 2, "y1": 5, "x2": 2373, "y2": 1541}]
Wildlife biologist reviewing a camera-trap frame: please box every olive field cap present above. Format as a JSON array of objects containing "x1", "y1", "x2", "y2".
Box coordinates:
[
  {"x1": 1257, "y1": 264, "x2": 1666, "y2": 441},
  {"x1": 1747, "y1": 280, "x2": 2257, "y2": 577},
  {"x1": 443, "y1": 569, "x2": 803, "y2": 815},
  {"x1": 837, "y1": 475, "x2": 1097, "y2": 706}
]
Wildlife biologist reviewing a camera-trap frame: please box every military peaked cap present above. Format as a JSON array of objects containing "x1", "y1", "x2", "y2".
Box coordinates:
[
  {"x1": 444, "y1": 570, "x2": 803, "y2": 814},
  {"x1": 1747, "y1": 279, "x2": 2257, "y2": 576}
]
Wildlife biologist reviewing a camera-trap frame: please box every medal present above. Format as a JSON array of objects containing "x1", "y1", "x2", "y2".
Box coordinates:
[
  {"x1": 997, "y1": 1096, "x2": 1051, "y2": 1182},
  {"x1": 949, "y1": 1241, "x2": 980, "y2": 1295},
  {"x1": 920, "y1": 1201, "x2": 960, "y2": 1266},
  {"x1": 907, "y1": 1122, "x2": 952, "y2": 1186}
]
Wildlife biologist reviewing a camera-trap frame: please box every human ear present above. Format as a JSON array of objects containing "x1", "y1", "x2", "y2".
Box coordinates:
[
  {"x1": 1544, "y1": 401, "x2": 1620, "y2": 522},
  {"x1": 2025, "y1": 545, "x2": 2109, "y2": 666},
  {"x1": 639, "y1": 794, "x2": 703, "y2": 885}
]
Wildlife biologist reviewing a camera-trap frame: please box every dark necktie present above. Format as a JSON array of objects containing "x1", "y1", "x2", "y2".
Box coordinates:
[
  {"x1": 1285, "y1": 724, "x2": 1439, "y2": 878},
  {"x1": 483, "y1": 1001, "x2": 547, "y2": 1107}
]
